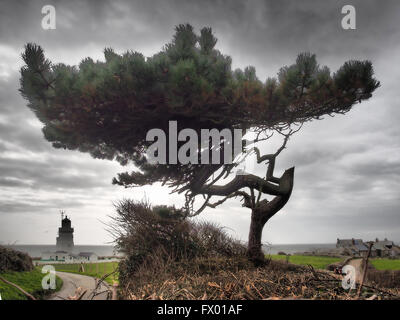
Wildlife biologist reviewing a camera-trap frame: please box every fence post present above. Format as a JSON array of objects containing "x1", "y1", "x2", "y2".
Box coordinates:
[
  {"x1": 357, "y1": 242, "x2": 373, "y2": 298},
  {"x1": 112, "y1": 282, "x2": 118, "y2": 300}
]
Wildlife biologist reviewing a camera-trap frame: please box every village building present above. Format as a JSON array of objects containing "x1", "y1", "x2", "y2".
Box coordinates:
[
  {"x1": 373, "y1": 238, "x2": 396, "y2": 257},
  {"x1": 78, "y1": 252, "x2": 98, "y2": 262},
  {"x1": 336, "y1": 237, "x2": 399, "y2": 257},
  {"x1": 41, "y1": 251, "x2": 98, "y2": 262},
  {"x1": 336, "y1": 238, "x2": 369, "y2": 256},
  {"x1": 41, "y1": 250, "x2": 75, "y2": 262}
]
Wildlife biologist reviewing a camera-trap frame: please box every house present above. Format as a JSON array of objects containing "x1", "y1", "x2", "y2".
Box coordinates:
[
  {"x1": 40, "y1": 251, "x2": 98, "y2": 262},
  {"x1": 41, "y1": 251, "x2": 75, "y2": 262},
  {"x1": 78, "y1": 252, "x2": 98, "y2": 262},
  {"x1": 336, "y1": 238, "x2": 363, "y2": 248},
  {"x1": 336, "y1": 238, "x2": 369, "y2": 257},
  {"x1": 373, "y1": 238, "x2": 394, "y2": 257},
  {"x1": 336, "y1": 237, "x2": 399, "y2": 257}
]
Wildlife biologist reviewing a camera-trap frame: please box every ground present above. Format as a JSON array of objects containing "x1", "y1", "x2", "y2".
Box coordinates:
[
  {"x1": 120, "y1": 256, "x2": 400, "y2": 300},
  {"x1": 0, "y1": 268, "x2": 62, "y2": 300},
  {"x1": 0, "y1": 261, "x2": 118, "y2": 300},
  {"x1": 370, "y1": 258, "x2": 400, "y2": 270},
  {"x1": 49, "y1": 261, "x2": 119, "y2": 285},
  {"x1": 347, "y1": 258, "x2": 363, "y2": 283},
  {"x1": 5, "y1": 256, "x2": 396, "y2": 300},
  {"x1": 268, "y1": 255, "x2": 342, "y2": 269},
  {"x1": 48, "y1": 271, "x2": 110, "y2": 300}
]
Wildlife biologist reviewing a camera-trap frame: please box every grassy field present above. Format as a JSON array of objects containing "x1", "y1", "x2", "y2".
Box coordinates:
[
  {"x1": 50, "y1": 261, "x2": 119, "y2": 285},
  {"x1": 370, "y1": 258, "x2": 400, "y2": 270},
  {"x1": 268, "y1": 254, "x2": 342, "y2": 270},
  {"x1": 0, "y1": 268, "x2": 62, "y2": 300}
]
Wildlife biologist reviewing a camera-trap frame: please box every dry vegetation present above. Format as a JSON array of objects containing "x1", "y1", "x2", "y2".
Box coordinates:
[
  {"x1": 120, "y1": 256, "x2": 399, "y2": 300},
  {"x1": 109, "y1": 200, "x2": 400, "y2": 300},
  {"x1": 0, "y1": 246, "x2": 33, "y2": 272},
  {"x1": 366, "y1": 269, "x2": 400, "y2": 289}
]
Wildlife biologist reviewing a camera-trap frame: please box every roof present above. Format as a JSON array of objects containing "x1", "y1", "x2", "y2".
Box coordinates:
[
  {"x1": 353, "y1": 244, "x2": 368, "y2": 251},
  {"x1": 337, "y1": 239, "x2": 364, "y2": 247},
  {"x1": 373, "y1": 241, "x2": 393, "y2": 251},
  {"x1": 78, "y1": 252, "x2": 97, "y2": 257}
]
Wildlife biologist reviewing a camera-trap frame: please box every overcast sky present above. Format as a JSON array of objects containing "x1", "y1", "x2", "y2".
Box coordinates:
[{"x1": 0, "y1": 0, "x2": 399, "y2": 245}]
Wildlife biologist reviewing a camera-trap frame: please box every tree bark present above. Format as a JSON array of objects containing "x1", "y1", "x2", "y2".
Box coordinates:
[
  {"x1": 247, "y1": 167, "x2": 295, "y2": 264},
  {"x1": 248, "y1": 208, "x2": 266, "y2": 264}
]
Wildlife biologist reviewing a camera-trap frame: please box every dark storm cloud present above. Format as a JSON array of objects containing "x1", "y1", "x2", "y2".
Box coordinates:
[
  {"x1": 0, "y1": 156, "x2": 107, "y2": 190},
  {"x1": 0, "y1": 74, "x2": 49, "y2": 150},
  {"x1": 351, "y1": 160, "x2": 400, "y2": 179},
  {"x1": 1, "y1": 0, "x2": 399, "y2": 64},
  {"x1": 0, "y1": 177, "x2": 29, "y2": 188},
  {"x1": 0, "y1": 0, "x2": 399, "y2": 244},
  {"x1": 0, "y1": 119, "x2": 48, "y2": 153},
  {"x1": 0, "y1": 197, "x2": 85, "y2": 214},
  {"x1": 286, "y1": 143, "x2": 370, "y2": 168}
]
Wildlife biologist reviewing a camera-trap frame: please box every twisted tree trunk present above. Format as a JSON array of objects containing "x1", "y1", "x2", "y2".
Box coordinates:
[
  {"x1": 247, "y1": 167, "x2": 295, "y2": 264},
  {"x1": 192, "y1": 145, "x2": 295, "y2": 264}
]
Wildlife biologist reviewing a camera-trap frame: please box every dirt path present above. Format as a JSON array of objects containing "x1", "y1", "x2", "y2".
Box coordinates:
[
  {"x1": 347, "y1": 258, "x2": 364, "y2": 283},
  {"x1": 48, "y1": 271, "x2": 110, "y2": 300}
]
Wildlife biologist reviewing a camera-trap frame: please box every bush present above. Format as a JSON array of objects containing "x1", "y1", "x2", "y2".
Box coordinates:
[
  {"x1": 367, "y1": 269, "x2": 400, "y2": 288},
  {"x1": 0, "y1": 246, "x2": 34, "y2": 272},
  {"x1": 108, "y1": 199, "x2": 246, "y2": 285},
  {"x1": 191, "y1": 221, "x2": 247, "y2": 258}
]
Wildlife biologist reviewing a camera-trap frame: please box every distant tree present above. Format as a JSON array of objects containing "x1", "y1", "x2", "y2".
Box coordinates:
[{"x1": 20, "y1": 24, "x2": 379, "y2": 264}]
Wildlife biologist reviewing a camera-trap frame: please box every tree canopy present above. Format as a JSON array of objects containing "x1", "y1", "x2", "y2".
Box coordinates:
[{"x1": 20, "y1": 23, "x2": 379, "y2": 211}]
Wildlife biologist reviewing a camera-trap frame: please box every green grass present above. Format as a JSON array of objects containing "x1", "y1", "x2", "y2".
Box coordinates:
[
  {"x1": 0, "y1": 268, "x2": 62, "y2": 300},
  {"x1": 370, "y1": 258, "x2": 400, "y2": 270},
  {"x1": 50, "y1": 262, "x2": 119, "y2": 285},
  {"x1": 268, "y1": 254, "x2": 342, "y2": 270}
]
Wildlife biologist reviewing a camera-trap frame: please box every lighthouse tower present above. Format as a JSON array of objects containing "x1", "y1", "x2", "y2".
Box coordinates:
[{"x1": 56, "y1": 211, "x2": 74, "y2": 252}]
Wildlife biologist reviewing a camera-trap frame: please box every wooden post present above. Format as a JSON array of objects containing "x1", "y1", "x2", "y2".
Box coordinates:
[
  {"x1": 112, "y1": 282, "x2": 118, "y2": 300},
  {"x1": 96, "y1": 263, "x2": 99, "y2": 275},
  {"x1": 357, "y1": 242, "x2": 373, "y2": 298},
  {"x1": 79, "y1": 262, "x2": 85, "y2": 273}
]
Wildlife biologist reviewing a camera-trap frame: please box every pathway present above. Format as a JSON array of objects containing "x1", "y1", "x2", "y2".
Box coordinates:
[{"x1": 48, "y1": 271, "x2": 110, "y2": 300}]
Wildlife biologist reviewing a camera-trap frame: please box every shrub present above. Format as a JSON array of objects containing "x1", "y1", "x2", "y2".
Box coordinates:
[
  {"x1": 367, "y1": 269, "x2": 400, "y2": 288},
  {"x1": 108, "y1": 199, "x2": 246, "y2": 285},
  {"x1": 0, "y1": 246, "x2": 34, "y2": 272},
  {"x1": 190, "y1": 221, "x2": 247, "y2": 258}
]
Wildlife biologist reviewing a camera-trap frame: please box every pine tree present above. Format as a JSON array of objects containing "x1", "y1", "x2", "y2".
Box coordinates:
[{"x1": 20, "y1": 24, "x2": 379, "y2": 263}]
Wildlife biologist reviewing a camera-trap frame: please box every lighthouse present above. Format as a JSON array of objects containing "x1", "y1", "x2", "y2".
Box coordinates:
[{"x1": 56, "y1": 211, "x2": 74, "y2": 252}]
